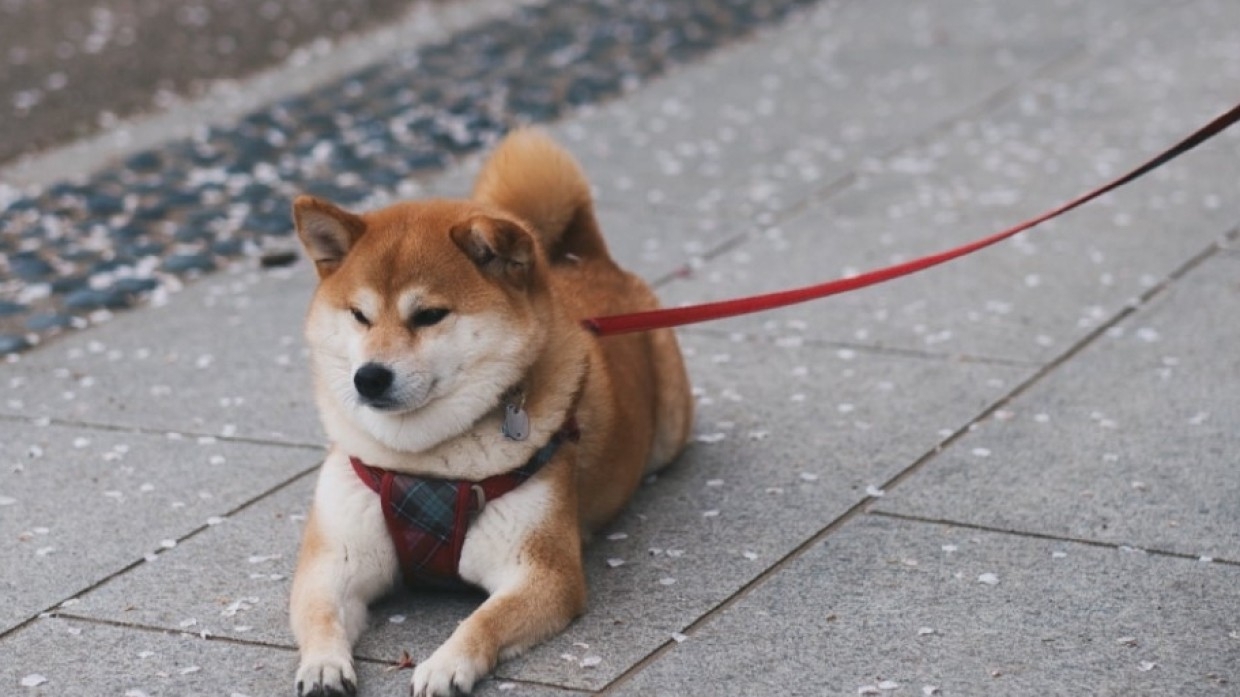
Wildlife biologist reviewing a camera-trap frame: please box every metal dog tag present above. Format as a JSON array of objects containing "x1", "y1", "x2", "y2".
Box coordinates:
[{"x1": 502, "y1": 403, "x2": 530, "y2": 441}]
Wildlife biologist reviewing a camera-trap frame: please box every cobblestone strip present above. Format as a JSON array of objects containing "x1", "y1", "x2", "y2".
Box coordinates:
[{"x1": 0, "y1": 0, "x2": 823, "y2": 355}]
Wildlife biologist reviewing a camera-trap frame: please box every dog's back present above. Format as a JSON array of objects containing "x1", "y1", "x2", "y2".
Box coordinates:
[{"x1": 471, "y1": 129, "x2": 694, "y2": 523}]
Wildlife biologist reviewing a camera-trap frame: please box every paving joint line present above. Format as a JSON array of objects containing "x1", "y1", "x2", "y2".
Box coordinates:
[
  {"x1": 867, "y1": 510, "x2": 1240, "y2": 567},
  {"x1": 601, "y1": 227, "x2": 1228, "y2": 694},
  {"x1": 648, "y1": 228, "x2": 756, "y2": 291},
  {"x1": 0, "y1": 412, "x2": 326, "y2": 451},
  {"x1": 41, "y1": 613, "x2": 301, "y2": 653},
  {"x1": 835, "y1": 0, "x2": 1199, "y2": 176},
  {"x1": 665, "y1": 41, "x2": 1081, "y2": 281},
  {"x1": 646, "y1": 171, "x2": 860, "y2": 294},
  {"x1": 45, "y1": 614, "x2": 593, "y2": 694},
  {"x1": 0, "y1": 462, "x2": 321, "y2": 643},
  {"x1": 487, "y1": 676, "x2": 598, "y2": 695},
  {"x1": 48, "y1": 614, "x2": 389, "y2": 666},
  {"x1": 873, "y1": 237, "x2": 1226, "y2": 502},
  {"x1": 677, "y1": 326, "x2": 1041, "y2": 368},
  {"x1": 700, "y1": 29, "x2": 1088, "y2": 255},
  {"x1": 598, "y1": 492, "x2": 876, "y2": 695}
]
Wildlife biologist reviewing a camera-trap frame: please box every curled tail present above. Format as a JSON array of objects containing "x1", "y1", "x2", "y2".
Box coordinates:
[{"x1": 472, "y1": 128, "x2": 611, "y2": 262}]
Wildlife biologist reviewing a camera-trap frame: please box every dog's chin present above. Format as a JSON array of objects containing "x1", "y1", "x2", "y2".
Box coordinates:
[
  {"x1": 359, "y1": 398, "x2": 406, "y2": 413},
  {"x1": 357, "y1": 390, "x2": 435, "y2": 416}
]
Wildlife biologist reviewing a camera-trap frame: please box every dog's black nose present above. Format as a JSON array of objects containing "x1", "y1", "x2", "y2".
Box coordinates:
[{"x1": 353, "y1": 362, "x2": 394, "y2": 400}]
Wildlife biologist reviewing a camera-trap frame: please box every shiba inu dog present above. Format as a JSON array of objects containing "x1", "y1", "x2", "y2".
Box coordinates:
[{"x1": 288, "y1": 129, "x2": 693, "y2": 696}]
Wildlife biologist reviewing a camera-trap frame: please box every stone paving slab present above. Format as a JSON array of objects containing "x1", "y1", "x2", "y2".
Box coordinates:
[
  {"x1": 59, "y1": 330, "x2": 1027, "y2": 691},
  {"x1": 429, "y1": 0, "x2": 1155, "y2": 230},
  {"x1": 656, "y1": 0, "x2": 1240, "y2": 364},
  {"x1": 1, "y1": 616, "x2": 299, "y2": 697},
  {"x1": 0, "y1": 419, "x2": 311, "y2": 636},
  {"x1": 616, "y1": 514, "x2": 1239, "y2": 697},
  {"x1": 552, "y1": 0, "x2": 1171, "y2": 226},
  {"x1": 0, "y1": 265, "x2": 321, "y2": 445},
  {"x1": 59, "y1": 475, "x2": 314, "y2": 651},
  {"x1": 551, "y1": 27, "x2": 1055, "y2": 221},
  {"x1": 590, "y1": 204, "x2": 742, "y2": 285},
  {"x1": 872, "y1": 253, "x2": 1240, "y2": 561},
  {"x1": 0, "y1": 616, "x2": 576, "y2": 697}
]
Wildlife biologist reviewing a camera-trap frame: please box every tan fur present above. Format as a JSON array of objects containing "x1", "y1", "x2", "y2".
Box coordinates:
[{"x1": 288, "y1": 128, "x2": 692, "y2": 697}]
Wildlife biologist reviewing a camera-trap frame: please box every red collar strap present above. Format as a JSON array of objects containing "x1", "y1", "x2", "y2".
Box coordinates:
[{"x1": 350, "y1": 417, "x2": 579, "y2": 587}]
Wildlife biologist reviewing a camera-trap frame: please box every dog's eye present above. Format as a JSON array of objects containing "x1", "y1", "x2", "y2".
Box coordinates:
[
  {"x1": 348, "y1": 307, "x2": 371, "y2": 327},
  {"x1": 411, "y1": 308, "x2": 450, "y2": 328}
]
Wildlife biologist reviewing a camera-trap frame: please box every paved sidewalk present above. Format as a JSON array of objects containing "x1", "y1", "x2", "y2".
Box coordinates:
[{"x1": 3, "y1": 0, "x2": 1240, "y2": 695}]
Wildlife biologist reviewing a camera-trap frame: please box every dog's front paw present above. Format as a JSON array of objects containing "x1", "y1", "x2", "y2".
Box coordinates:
[
  {"x1": 295, "y1": 654, "x2": 357, "y2": 697},
  {"x1": 410, "y1": 642, "x2": 490, "y2": 697}
]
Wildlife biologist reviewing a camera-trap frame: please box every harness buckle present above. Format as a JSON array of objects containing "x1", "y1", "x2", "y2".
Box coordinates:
[{"x1": 471, "y1": 484, "x2": 487, "y2": 511}]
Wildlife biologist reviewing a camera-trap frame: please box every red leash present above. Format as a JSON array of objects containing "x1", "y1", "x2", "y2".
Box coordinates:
[{"x1": 583, "y1": 101, "x2": 1240, "y2": 337}]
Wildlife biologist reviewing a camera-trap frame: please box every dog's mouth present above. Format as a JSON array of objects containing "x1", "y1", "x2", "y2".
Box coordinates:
[{"x1": 359, "y1": 396, "x2": 405, "y2": 412}]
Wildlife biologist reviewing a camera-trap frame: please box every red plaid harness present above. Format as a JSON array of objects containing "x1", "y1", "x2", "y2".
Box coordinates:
[{"x1": 350, "y1": 418, "x2": 579, "y2": 588}]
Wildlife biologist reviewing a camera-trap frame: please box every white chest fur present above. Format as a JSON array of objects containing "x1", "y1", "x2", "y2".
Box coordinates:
[{"x1": 457, "y1": 475, "x2": 554, "y2": 593}]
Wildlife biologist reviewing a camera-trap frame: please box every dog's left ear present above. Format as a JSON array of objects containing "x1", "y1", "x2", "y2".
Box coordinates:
[
  {"x1": 292, "y1": 196, "x2": 367, "y2": 279},
  {"x1": 450, "y1": 215, "x2": 535, "y2": 287}
]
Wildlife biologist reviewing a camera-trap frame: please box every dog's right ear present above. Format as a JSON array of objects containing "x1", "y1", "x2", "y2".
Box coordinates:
[
  {"x1": 292, "y1": 196, "x2": 367, "y2": 278},
  {"x1": 450, "y1": 215, "x2": 535, "y2": 288}
]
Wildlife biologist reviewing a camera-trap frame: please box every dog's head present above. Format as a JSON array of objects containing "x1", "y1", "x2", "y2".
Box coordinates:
[{"x1": 293, "y1": 195, "x2": 552, "y2": 453}]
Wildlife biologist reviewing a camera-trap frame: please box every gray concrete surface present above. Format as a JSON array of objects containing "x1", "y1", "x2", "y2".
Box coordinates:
[
  {"x1": 617, "y1": 515, "x2": 1238, "y2": 696},
  {"x1": 0, "y1": 268, "x2": 322, "y2": 445},
  {"x1": 873, "y1": 254, "x2": 1240, "y2": 560},
  {"x1": 0, "y1": 418, "x2": 312, "y2": 636},
  {"x1": 3, "y1": 0, "x2": 1239, "y2": 695}
]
